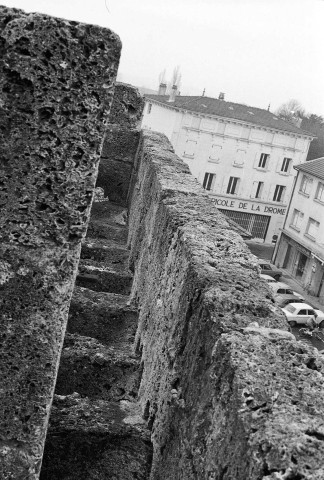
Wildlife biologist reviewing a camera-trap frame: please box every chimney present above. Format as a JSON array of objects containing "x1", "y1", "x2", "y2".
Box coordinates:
[
  {"x1": 168, "y1": 84, "x2": 177, "y2": 103},
  {"x1": 218, "y1": 92, "x2": 225, "y2": 101},
  {"x1": 158, "y1": 82, "x2": 167, "y2": 95},
  {"x1": 294, "y1": 118, "x2": 302, "y2": 128}
]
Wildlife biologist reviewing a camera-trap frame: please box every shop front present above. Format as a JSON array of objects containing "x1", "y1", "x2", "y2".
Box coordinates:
[
  {"x1": 212, "y1": 195, "x2": 286, "y2": 242},
  {"x1": 275, "y1": 233, "x2": 324, "y2": 302}
]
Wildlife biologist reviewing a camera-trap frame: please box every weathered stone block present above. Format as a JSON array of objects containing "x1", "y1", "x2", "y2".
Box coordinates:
[
  {"x1": 68, "y1": 287, "x2": 138, "y2": 346},
  {"x1": 76, "y1": 265, "x2": 133, "y2": 294},
  {"x1": 86, "y1": 220, "x2": 129, "y2": 243},
  {"x1": 0, "y1": 6, "x2": 121, "y2": 478},
  {"x1": 85, "y1": 199, "x2": 129, "y2": 243},
  {"x1": 101, "y1": 129, "x2": 141, "y2": 163},
  {"x1": 108, "y1": 82, "x2": 145, "y2": 128},
  {"x1": 98, "y1": 154, "x2": 133, "y2": 203},
  {"x1": 41, "y1": 396, "x2": 153, "y2": 480},
  {"x1": 127, "y1": 131, "x2": 324, "y2": 478},
  {"x1": 96, "y1": 84, "x2": 144, "y2": 206},
  {"x1": 81, "y1": 239, "x2": 130, "y2": 266},
  {"x1": 55, "y1": 333, "x2": 141, "y2": 401}
]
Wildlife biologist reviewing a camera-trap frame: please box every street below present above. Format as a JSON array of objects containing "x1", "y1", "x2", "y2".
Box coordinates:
[{"x1": 246, "y1": 240, "x2": 324, "y2": 352}]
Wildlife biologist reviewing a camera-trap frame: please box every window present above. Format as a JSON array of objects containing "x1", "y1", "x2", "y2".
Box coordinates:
[
  {"x1": 191, "y1": 116, "x2": 200, "y2": 129},
  {"x1": 147, "y1": 103, "x2": 152, "y2": 114},
  {"x1": 260, "y1": 264, "x2": 271, "y2": 270},
  {"x1": 306, "y1": 218, "x2": 320, "y2": 239},
  {"x1": 258, "y1": 153, "x2": 270, "y2": 169},
  {"x1": 203, "y1": 173, "x2": 216, "y2": 191},
  {"x1": 281, "y1": 157, "x2": 292, "y2": 173},
  {"x1": 315, "y1": 182, "x2": 324, "y2": 202},
  {"x1": 251, "y1": 181, "x2": 264, "y2": 199},
  {"x1": 273, "y1": 185, "x2": 286, "y2": 202},
  {"x1": 255, "y1": 181, "x2": 264, "y2": 199},
  {"x1": 277, "y1": 288, "x2": 293, "y2": 295},
  {"x1": 184, "y1": 140, "x2": 197, "y2": 158},
  {"x1": 209, "y1": 144, "x2": 222, "y2": 163},
  {"x1": 227, "y1": 176, "x2": 239, "y2": 195},
  {"x1": 299, "y1": 175, "x2": 313, "y2": 196},
  {"x1": 291, "y1": 209, "x2": 304, "y2": 230},
  {"x1": 233, "y1": 149, "x2": 246, "y2": 167}
]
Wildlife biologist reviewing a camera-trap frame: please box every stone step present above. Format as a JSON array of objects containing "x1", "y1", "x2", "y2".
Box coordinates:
[
  {"x1": 90, "y1": 200, "x2": 128, "y2": 224},
  {"x1": 79, "y1": 255, "x2": 129, "y2": 275},
  {"x1": 86, "y1": 201, "x2": 128, "y2": 244},
  {"x1": 81, "y1": 238, "x2": 130, "y2": 267},
  {"x1": 68, "y1": 287, "x2": 138, "y2": 347},
  {"x1": 76, "y1": 264, "x2": 133, "y2": 295},
  {"x1": 86, "y1": 220, "x2": 128, "y2": 244},
  {"x1": 55, "y1": 333, "x2": 141, "y2": 401},
  {"x1": 40, "y1": 395, "x2": 152, "y2": 480}
]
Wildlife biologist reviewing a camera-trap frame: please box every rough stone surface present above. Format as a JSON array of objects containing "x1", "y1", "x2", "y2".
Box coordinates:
[
  {"x1": 41, "y1": 395, "x2": 152, "y2": 480},
  {"x1": 96, "y1": 83, "x2": 144, "y2": 205},
  {"x1": 68, "y1": 287, "x2": 138, "y2": 346},
  {"x1": 0, "y1": 6, "x2": 120, "y2": 478},
  {"x1": 86, "y1": 207, "x2": 129, "y2": 244},
  {"x1": 127, "y1": 131, "x2": 324, "y2": 479},
  {"x1": 55, "y1": 333, "x2": 141, "y2": 401},
  {"x1": 97, "y1": 157, "x2": 134, "y2": 205},
  {"x1": 107, "y1": 82, "x2": 145, "y2": 128},
  {"x1": 76, "y1": 264, "x2": 133, "y2": 294},
  {"x1": 81, "y1": 238, "x2": 130, "y2": 266}
]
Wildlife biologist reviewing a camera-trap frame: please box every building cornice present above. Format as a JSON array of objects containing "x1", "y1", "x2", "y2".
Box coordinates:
[
  {"x1": 183, "y1": 126, "x2": 304, "y2": 152},
  {"x1": 146, "y1": 98, "x2": 313, "y2": 140}
]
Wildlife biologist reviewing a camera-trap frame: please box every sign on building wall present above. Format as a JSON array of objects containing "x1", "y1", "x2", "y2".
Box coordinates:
[{"x1": 212, "y1": 195, "x2": 287, "y2": 216}]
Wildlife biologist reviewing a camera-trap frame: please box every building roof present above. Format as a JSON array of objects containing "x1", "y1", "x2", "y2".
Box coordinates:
[
  {"x1": 294, "y1": 157, "x2": 324, "y2": 180},
  {"x1": 145, "y1": 94, "x2": 313, "y2": 137}
]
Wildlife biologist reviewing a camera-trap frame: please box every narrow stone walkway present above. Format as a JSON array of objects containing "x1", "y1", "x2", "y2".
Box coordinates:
[{"x1": 40, "y1": 200, "x2": 152, "y2": 480}]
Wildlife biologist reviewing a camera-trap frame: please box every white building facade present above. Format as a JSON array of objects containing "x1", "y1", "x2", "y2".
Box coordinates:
[
  {"x1": 273, "y1": 157, "x2": 324, "y2": 304},
  {"x1": 142, "y1": 95, "x2": 313, "y2": 242}
]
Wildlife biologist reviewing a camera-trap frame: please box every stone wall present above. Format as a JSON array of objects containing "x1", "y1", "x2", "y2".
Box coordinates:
[
  {"x1": 0, "y1": 7, "x2": 121, "y2": 479},
  {"x1": 128, "y1": 131, "x2": 324, "y2": 479},
  {"x1": 96, "y1": 82, "x2": 144, "y2": 206}
]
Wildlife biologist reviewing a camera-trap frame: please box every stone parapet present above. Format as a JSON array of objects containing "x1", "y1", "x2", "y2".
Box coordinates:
[
  {"x1": 0, "y1": 7, "x2": 121, "y2": 478},
  {"x1": 96, "y1": 83, "x2": 144, "y2": 205},
  {"x1": 127, "y1": 130, "x2": 324, "y2": 479}
]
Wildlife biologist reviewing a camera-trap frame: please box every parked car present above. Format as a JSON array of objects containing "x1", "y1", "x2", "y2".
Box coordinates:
[
  {"x1": 258, "y1": 262, "x2": 282, "y2": 281},
  {"x1": 260, "y1": 274, "x2": 277, "y2": 283},
  {"x1": 281, "y1": 302, "x2": 324, "y2": 327},
  {"x1": 269, "y1": 282, "x2": 305, "y2": 301},
  {"x1": 275, "y1": 295, "x2": 305, "y2": 308}
]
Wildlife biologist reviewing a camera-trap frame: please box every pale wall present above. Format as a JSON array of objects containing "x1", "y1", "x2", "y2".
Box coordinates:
[
  {"x1": 142, "y1": 100, "x2": 312, "y2": 242},
  {"x1": 285, "y1": 171, "x2": 324, "y2": 259}
]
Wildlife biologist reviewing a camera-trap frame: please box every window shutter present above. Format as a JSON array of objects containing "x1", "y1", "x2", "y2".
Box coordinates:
[
  {"x1": 234, "y1": 149, "x2": 246, "y2": 166},
  {"x1": 209, "y1": 144, "x2": 222, "y2": 163},
  {"x1": 268, "y1": 184, "x2": 276, "y2": 202},
  {"x1": 281, "y1": 186, "x2": 288, "y2": 204},
  {"x1": 275, "y1": 156, "x2": 282, "y2": 173},
  {"x1": 221, "y1": 176, "x2": 228, "y2": 194},
  {"x1": 250, "y1": 181, "x2": 258, "y2": 199},
  {"x1": 253, "y1": 152, "x2": 260, "y2": 168},
  {"x1": 184, "y1": 140, "x2": 197, "y2": 157}
]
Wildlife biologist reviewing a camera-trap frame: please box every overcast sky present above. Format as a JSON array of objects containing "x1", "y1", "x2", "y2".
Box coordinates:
[{"x1": 1, "y1": 0, "x2": 323, "y2": 115}]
